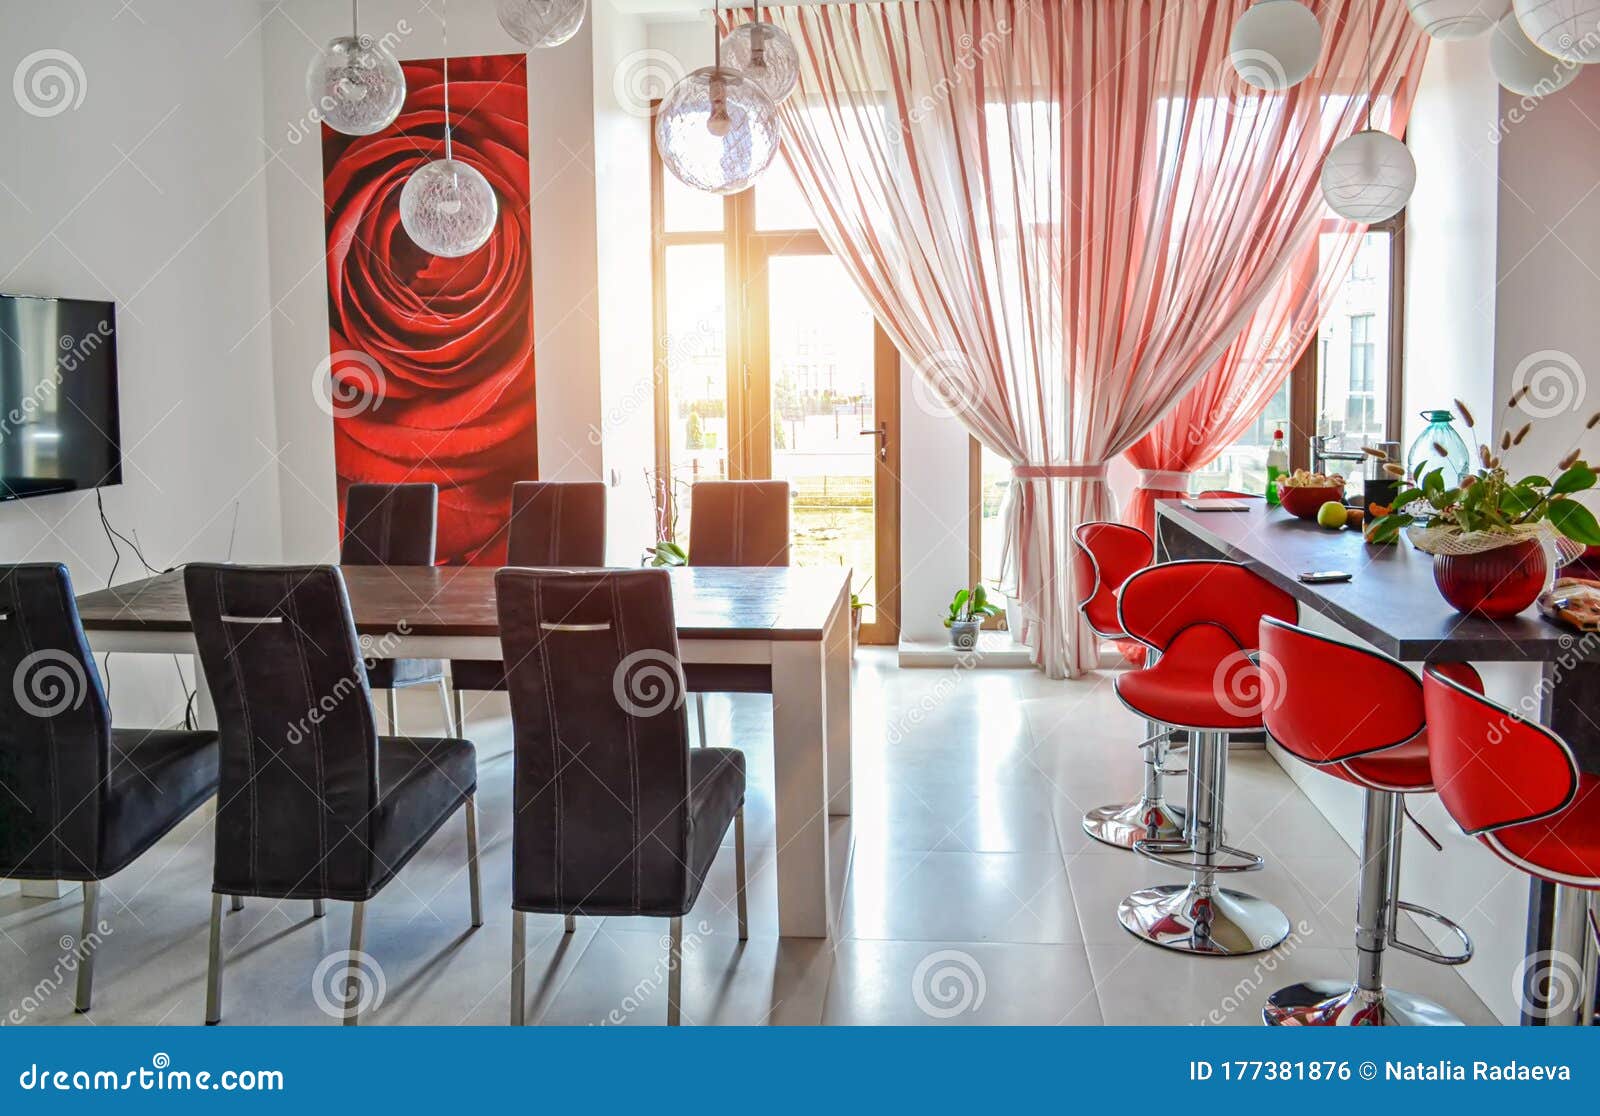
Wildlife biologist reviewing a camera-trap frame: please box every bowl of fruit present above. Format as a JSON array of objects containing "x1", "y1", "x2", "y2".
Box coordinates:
[{"x1": 1277, "y1": 470, "x2": 1346, "y2": 521}]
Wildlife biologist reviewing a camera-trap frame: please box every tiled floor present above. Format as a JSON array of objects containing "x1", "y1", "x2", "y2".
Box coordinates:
[{"x1": 0, "y1": 649, "x2": 1495, "y2": 1026}]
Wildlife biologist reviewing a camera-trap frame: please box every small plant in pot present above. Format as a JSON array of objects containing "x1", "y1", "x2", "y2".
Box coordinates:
[
  {"x1": 1367, "y1": 395, "x2": 1600, "y2": 618},
  {"x1": 946, "y1": 583, "x2": 1000, "y2": 648}
]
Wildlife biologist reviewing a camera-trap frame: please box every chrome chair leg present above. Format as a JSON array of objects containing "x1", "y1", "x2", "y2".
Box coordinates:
[
  {"x1": 666, "y1": 915, "x2": 683, "y2": 1026},
  {"x1": 694, "y1": 693, "x2": 707, "y2": 749},
  {"x1": 437, "y1": 678, "x2": 455, "y2": 736},
  {"x1": 74, "y1": 880, "x2": 99, "y2": 1013},
  {"x1": 564, "y1": 914, "x2": 575, "y2": 933},
  {"x1": 1120, "y1": 731, "x2": 1289, "y2": 956},
  {"x1": 385, "y1": 689, "x2": 400, "y2": 736},
  {"x1": 313, "y1": 899, "x2": 325, "y2": 918},
  {"x1": 205, "y1": 894, "x2": 225, "y2": 1025},
  {"x1": 1083, "y1": 725, "x2": 1185, "y2": 849},
  {"x1": 1535, "y1": 884, "x2": 1595, "y2": 1026},
  {"x1": 510, "y1": 911, "x2": 527, "y2": 1026},
  {"x1": 735, "y1": 805, "x2": 749, "y2": 941},
  {"x1": 1266, "y1": 789, "x2": 1462, "y2": 1025},
  {"x1": 231, "y1": 895, "x2": 243, "y2": 912},
  {"x1": 344, "y1": 901, "x2": 366, "y2": 1026},
  {"x1": 465, "y1": 797, "x2": 484, "y2": 928},
  {"x1": 452, "y1": 688, "x2": 468, "y2": 738}
]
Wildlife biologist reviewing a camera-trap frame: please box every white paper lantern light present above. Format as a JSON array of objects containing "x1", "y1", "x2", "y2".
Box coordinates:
[
  {"x1": 1513, "y1": 0, "x2": 1600, "y2": 63},
  {"x1": 1229, "y1": 1, "x2": 1323, "y2": 91},
  {"x1": 1406, "y1": 0, "x2": 1512, "y2": 39},
  {"x1": 720, "y1": 22, "x2": 800, "y2": 103},
  {"x1": 1492, "y1": 10, "x2": 1581, "y2": 92},
  {"x1": 1321, "y1": 130, "x2": 1416, "y2": 223}
]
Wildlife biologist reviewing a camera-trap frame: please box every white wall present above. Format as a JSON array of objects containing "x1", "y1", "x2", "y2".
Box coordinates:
[
  {"x1": 0, "y1": 0, "x2": 284, "y2": 729},
  {"x1": 1403, "y1": 35, "x2": 1500, "y2": 452},
  {"x1": 259, "y1": 0, "x2": 610, "y2": 563}
]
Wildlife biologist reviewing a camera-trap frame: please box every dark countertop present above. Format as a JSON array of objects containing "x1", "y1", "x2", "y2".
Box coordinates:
[{"x1": 1155, "y1": 499, "x2": 1590, "y2": 664}]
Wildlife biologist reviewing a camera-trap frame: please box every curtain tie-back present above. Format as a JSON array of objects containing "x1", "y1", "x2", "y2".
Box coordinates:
[
  {"x1": 1135, "y1": 469, "x2": 1193, "y2": 491},
  {"x1": 1012, "y1": 463, "x2": 1107, "y2": 482}
]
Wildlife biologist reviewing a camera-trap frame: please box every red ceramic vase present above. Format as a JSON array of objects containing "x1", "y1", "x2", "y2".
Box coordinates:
[{"x1": 1432, "y1": 538, "x2": 1548, "y2": 618}]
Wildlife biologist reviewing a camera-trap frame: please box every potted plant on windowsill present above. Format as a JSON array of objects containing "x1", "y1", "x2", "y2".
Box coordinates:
[
  {"x1": 849, "y1": 576, "x2": 871, "y2": 654},
  {"x1": 1366, "y1": 395, "x2": 1600, "y2": 618},
  {"x1": 945, "y1": 583, "x2": 1001, "y2": 649}
]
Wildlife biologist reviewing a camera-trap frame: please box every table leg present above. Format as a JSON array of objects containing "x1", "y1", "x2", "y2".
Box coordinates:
[
  {"x1": 770, "y1": 638, "x2": 831, "y2": 939},
  {"x1": 824, "y1": 597, "x2": 852, "y2": 818},
  {"x1": 19, "y1": 880, "x2": 79, "y2": 900}
]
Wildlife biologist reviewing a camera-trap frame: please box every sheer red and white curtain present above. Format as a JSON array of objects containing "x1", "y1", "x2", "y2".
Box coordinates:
[{"x1": 735, "y1": 0, "x2": 1426, "y2": 677}]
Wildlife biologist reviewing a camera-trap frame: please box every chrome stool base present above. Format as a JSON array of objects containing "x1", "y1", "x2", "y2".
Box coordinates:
[
  {"x1": 1083, "y1": 799, "x2": 1185, "y2": 850},
  {"x1": 1264, "y1": 981, "x2": 1463, "y2": 1027},
  {"x1": 1118, "y1": 883, "x2": 1290, "y2": 956}
]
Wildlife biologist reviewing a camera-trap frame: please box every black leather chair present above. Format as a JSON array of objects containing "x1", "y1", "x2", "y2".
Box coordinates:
[
  {"x1": 184, "y1": 563, "x2": 480, "y2": 1025},
  {"x1": 449, "y1": 481, "x2": 606, "y2": 731},
  {"x1": 340, "y1": 482, "x2": 452, "y2": 735},
  {"x1": 0, "y1": 563, "x2": 218, "y2": 1014},
  {"x1": 685, "y1": 480, "x2": 791, "y2": 744},
  {"x1": 497, "y1": 568, "x2": 746, "y2": 1026}
]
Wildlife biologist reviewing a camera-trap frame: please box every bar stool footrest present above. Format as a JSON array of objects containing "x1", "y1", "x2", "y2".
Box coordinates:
[
  {"x1": 1389, "y1": 900, "x2": 1474, "y2": 966},
  {"x1": 1132, "y1": 837, "x2": 1263, "y2": 874}
]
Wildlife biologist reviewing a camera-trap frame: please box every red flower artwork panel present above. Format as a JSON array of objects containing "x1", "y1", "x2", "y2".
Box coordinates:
[{"x1": 321, "y1": 53, "x2": 535, "y2": 565}]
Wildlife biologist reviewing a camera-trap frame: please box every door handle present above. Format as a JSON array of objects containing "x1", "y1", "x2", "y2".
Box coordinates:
[{"x1": 859, "y1": 423, "x2": 888, "y2": 461}]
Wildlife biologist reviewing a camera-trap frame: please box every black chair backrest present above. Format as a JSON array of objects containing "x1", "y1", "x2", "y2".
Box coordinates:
[
  {"x1": 340, "y1": 483, "x2": 438, "y2": 567},
  {"x1": 0, "y1": 563, "x2": 112, "y2": 878},
  {"x1": 507, "y1": 481, "x2": 607, "y2": 567},
  {"x1": 184, "y1": 563, "x2": 380, "y2": 898},
  {"x1": 688, "y1": 480, "x2": 790, "y2": 567},
  {"x1": 497, "y1": 568, "x2": 692, "y2": 915}
]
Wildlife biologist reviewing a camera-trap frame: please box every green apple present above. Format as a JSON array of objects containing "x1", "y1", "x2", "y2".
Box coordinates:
[{"x1": 1316, "y1": 501, "x2": 1348, "y2": 530}]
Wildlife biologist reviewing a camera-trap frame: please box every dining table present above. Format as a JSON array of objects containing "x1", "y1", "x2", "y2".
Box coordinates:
[
  {"x1": 1156, "y1": 497, "x2": 1599, "y2": 1024},
  {"x1": 71, "y1": 563, "x2": 854, "y2": 939}
]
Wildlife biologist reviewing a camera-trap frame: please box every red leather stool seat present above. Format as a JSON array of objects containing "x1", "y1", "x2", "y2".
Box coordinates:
[
  {"x1": 1114, "y1": 623, "x2": 1263, "y2": 732},
  {"x1": 1073, "y1": 522, "x2": 1152, "y2": 640},
  {"x1": 1487, "y1": 776, "x2": 1600, "y2": 885},
  {"x1": 1337, "y1": 735, "x2": 1433, "y2": 792}
]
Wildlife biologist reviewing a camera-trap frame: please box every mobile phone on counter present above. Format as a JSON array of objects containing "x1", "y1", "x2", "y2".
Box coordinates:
[{"x1": 1298, "y1": 570, "x2": 1353, "y2": 584}]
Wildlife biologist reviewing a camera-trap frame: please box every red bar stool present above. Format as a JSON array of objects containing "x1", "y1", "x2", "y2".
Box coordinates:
[
  {"x1": 1423, "y1": 665, "x2": 1600, "y2": 1025},
  {"x1": 1258, "y1": 620, "x2": 1474, "y2": 1026},
  {"x1": 1114, "y1": 560, "x2": 1297, "y2": 955},
  {"x1": 1072, "y1": 521, "x2": 1185, "y2": 849}
]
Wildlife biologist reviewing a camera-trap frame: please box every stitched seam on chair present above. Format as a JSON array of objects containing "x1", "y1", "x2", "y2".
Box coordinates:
[
  {"x1": 732, "y1": 488, "x2": 744, "y2": 565},
  {"x1": 216, "y1": 579, "x2": 260, "y2": 890},
  {"x1": 530, "y1": 582, "x2": 563, "y2": 910},
  {"x1": 612, "y1": 578, "x2": 641, "y2": 911},
  {"x1": 17, "y1": 584, "x2": 63, "y2": 877},
  {"x1": 550, "y1": 488, "x2": 563, "y2": 566},
  {"x1": 285, "y1": 587, "x2": 327, "y2": 898}
]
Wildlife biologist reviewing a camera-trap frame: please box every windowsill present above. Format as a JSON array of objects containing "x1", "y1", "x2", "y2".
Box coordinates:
[{"x1": 896, "y1": 629, "x2": 1034, "y2": 668}]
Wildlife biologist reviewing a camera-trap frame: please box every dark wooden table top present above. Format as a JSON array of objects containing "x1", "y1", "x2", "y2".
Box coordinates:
[
  {"x1": 1156, "y1": 499, "x2": 1589, "y2": 663},
  {"x1": 74, "y1": 564, "x2": 850, "y2": 642}
]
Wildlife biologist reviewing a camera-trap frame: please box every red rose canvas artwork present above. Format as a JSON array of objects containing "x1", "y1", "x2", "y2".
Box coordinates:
[{"x1": 320, "y1": 54, "x2": 535, "y2": 566}]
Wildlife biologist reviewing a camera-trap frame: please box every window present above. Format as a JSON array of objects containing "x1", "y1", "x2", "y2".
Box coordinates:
[{"x1": 1203, "y1": 219, "x2": 1404, "y2": 496}]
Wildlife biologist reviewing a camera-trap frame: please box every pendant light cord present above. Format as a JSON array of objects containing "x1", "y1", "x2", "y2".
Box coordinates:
[
  {"x1": 1365, "y1": 0, "x2": 1374, "y2": 132},
  {"x1": 442, "y1": 0, "x2": 453, "y2": 161},
  {"x1": 713, "y1": 0, "x2": 721, "y2": 69},
  {"x1": 352, "y1": 0, "x2": 358, "y2": 40}
]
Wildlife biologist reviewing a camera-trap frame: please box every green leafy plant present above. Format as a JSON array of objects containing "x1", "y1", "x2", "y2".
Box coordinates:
[
  {"x1": 1367, "y1": 395, "x2": 1600, "y2": 547},
  {"x1": 945, "y1": 583, "x2": 1002, "y2": 627},
  {"x1": 649, "y1": 540, "x2": 688, "y2": 567},
  {"x1": 850, "y1": 575, "x2": 873, "y2": 613}
]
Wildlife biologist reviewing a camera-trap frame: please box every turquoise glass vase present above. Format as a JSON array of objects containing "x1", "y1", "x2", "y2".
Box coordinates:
[{"x1": 1406, "y1": 410, "x2": 1473, "y2": 490}]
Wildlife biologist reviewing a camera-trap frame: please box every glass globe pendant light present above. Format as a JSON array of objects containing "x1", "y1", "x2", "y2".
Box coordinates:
[
  {"x1": 656, "y1": 1, "x2": 780, "y2": 195},
  {"x1": 720, "y1": 21, "x2": 800, "y2": 103},
  {"x1": 496, "y1": 0, "x2": 588, "y2": 50},
  {"x1": 400, "y1": 0, "x2": 498, "y2": 258},
  {"x1": 306, "y1": 0, "x2": 406, "y2": 137},
  {"x1": 1320, "y1": 0, "x2": 1416, "y2": 223}
]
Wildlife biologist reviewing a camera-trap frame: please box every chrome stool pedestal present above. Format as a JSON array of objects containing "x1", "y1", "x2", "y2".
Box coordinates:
[
  {"x1": 1119, "y1": 730, "x2": 1289, "y2": 956},
  {"x1": 1083, "y1": 724, "x2": 1185, "y2": 850},
  {"x1": 1265, "y1": 789, "x2": 1469, "y2": 1026}
]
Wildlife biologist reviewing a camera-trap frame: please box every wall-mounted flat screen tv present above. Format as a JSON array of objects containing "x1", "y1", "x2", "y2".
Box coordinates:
[{"x1": 0, "y1": 295, "x2": 122, "y2": 502}]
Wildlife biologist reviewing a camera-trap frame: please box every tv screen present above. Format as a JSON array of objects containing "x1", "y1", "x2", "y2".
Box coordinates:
[{"x1": 0, "y1": 295, "x2": 121, "y2": 502}]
